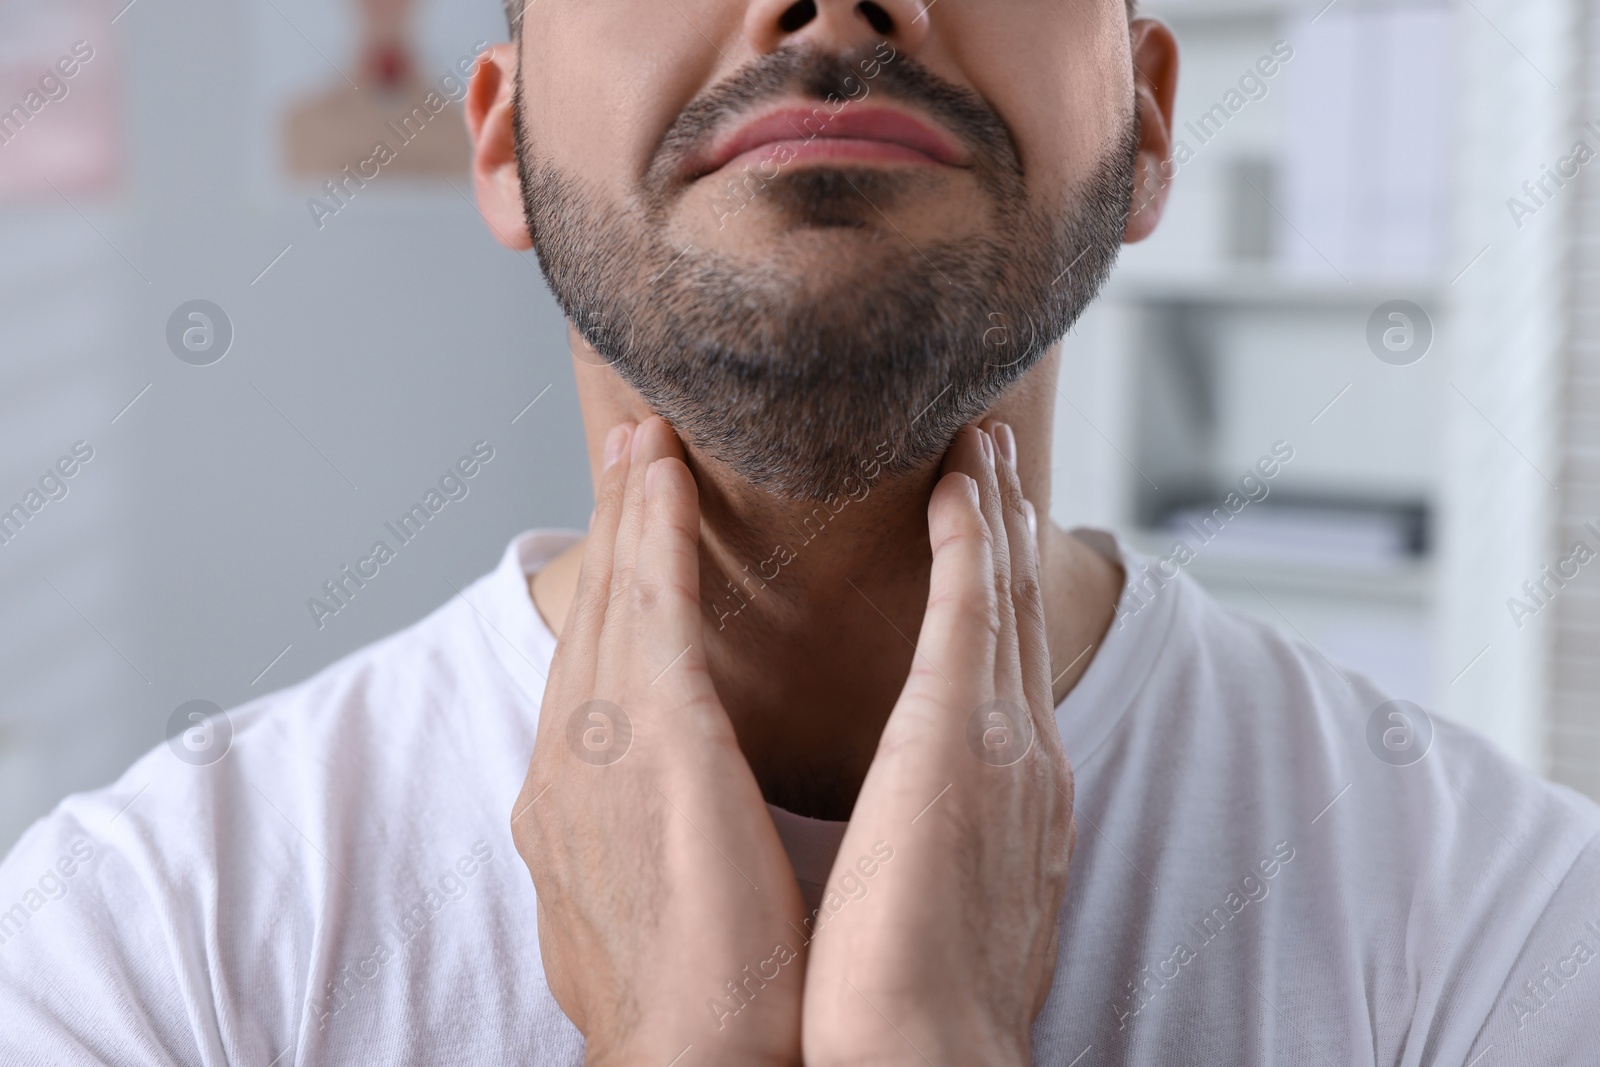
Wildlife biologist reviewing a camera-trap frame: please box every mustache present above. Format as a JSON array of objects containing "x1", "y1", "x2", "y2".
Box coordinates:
[{"x1": 644, "y1": 44, "x2": 1020, "y2": 194}]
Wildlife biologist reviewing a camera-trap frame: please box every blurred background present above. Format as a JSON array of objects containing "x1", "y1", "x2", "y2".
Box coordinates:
[{"x1": 0, "y1": 0, "x2": 1594, "y2": 853}]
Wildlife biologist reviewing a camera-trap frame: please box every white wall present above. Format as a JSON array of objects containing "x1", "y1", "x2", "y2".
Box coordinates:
[{"x1": 0, "y1": 0, "x2": 590, "y2": 853}]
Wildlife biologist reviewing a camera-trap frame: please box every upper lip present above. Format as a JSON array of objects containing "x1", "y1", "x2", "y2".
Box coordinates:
[{"x1": 685, "y1": 104, "x2": 970, "y2": 179}]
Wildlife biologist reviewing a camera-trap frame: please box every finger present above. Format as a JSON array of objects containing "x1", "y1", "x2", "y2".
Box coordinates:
[
  {"x1": 622, "y1": 457, "x2": 721, "y2": 716},
  {"x1": 902, "y1": 430, "x2": 999, "y2": 714},
  {"x1": 546, "y1": 423, "x2": 635, "y2": 720},
  {"x1": 564, "y1": 423, "x2": 633, "y2": 635},
  {"x1": 987, "y1": 421, "x2": 1051, "y2": 721},
  {"x1": 608, "y1": 416, "x2": 688, "y2": 601},
  {"x1": 969, "y1": 422, "x2": 1021, "y2": 703}
]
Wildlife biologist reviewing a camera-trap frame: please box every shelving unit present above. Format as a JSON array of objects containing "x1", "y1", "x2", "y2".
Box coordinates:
[{"x1": 1052, "y1": 0, "x2": 1460, "y2": 708}]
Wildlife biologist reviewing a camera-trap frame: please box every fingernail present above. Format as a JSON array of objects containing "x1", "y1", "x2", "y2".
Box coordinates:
[
  {"x1": 603, "y1": 425, "x2": 630, "y2": 470},
  {"x1": 631, "y1": 419, "x2": 650, "y2": 460},
  {"x1": 1024, "y1": 499, "x2": 1038, "y2": 545},
  {"x1": 961, "y1": 471, "x2": 982, "y2": 508},
  {"x1": 977, "y1": 427, "x2": 994, "y2": 463},
  {"x1": 645, "y1": 459, "x2": 661, "y2": 501},
  {"x1": 996, "y1": 423, "x2": 1017, "y2": 467}
]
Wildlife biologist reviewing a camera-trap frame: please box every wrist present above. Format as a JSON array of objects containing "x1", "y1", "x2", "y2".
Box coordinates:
[
  {"x1": 587, "y1": 1047, "x2": 800, "y2": 1067},
  {"x1": 808, "y1": 1018, "x2": 1028, "y2": 1067},
  {"x1": 584, "y1": 1024, "x2": 804, "y2": 1067},
  {"x1": 811, "y1": 1044, "x2": 1026, "y2": 1067}
]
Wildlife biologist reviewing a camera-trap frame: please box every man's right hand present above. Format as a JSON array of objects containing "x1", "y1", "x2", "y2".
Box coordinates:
[
  {"x1": 801, "y1": 424, "x2": 1075, "y2": 1067},
  {"x1": 510, "y1": 417, "x2": 808, "y2": 1067}
]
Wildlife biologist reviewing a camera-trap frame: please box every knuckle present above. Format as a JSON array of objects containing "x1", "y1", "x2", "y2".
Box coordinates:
[
  {"x1": 566, "y1": 602, "x2": 603, "y2": 643},
  {"x1": 992, "y1": 569, "x2": 1012, "y2": 610},
  {"x1": 622, "y1": 572, "x2": 696, "y2": 616},
  {"x1": 1011, "y1": 576, "x2": 1043, "y2": 615},
  {"x1": 998, "y1": 460, "x2": 1025, "y2": 503},
  {"x1": 625, "y1": 577, "x2": 663, "y2": 615},
  {"x1": 607, "y1": 565, "x2": 635, "y2": 607}
]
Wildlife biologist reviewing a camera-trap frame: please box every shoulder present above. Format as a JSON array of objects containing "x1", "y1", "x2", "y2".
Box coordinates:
[
  {"x1": 0, "y1": 528, "x2": 562, "y2": 900},
  {"x1": 1466, "y1": 828, "x2": 1600, "y2": 1060},
  {"x1": 1055, "y1": 537, "x2": 1600, "y2": 1061},
  {"x1": 1131, "y1": 556, "x2": 1599, "y2": 884},
  {"x1": 0, "y1": 532, "x2": 570, "y2": 1063}
]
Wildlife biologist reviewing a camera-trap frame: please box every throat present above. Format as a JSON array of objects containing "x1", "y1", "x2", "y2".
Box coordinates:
[
  {"x1": 713, "y1": 652, "x2": 915, "y2": 825},
  {"x1": 697, "y1": 520, "x2": 931, "y2": 823},
  {"x1": 688, "y1": 454, "x2": 941, "y2": 820},
  {"x1": 757, "y1": 762, "x2": 873, "y2": 824}
]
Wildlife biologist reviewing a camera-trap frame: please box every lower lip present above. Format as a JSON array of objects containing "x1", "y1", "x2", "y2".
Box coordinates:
[{"x1": 718, "y1": 137, "x2": 946, "y2": 175}]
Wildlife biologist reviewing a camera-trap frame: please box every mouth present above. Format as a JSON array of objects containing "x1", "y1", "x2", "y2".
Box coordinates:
[{"x1": 684, "y1": 103, "x2": 970, "y2": 182}]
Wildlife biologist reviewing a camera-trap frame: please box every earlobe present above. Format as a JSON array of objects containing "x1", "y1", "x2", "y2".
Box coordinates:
[
  {"x1": 467, "y1": 42, "x2": 534, "y2": 251},
  {"x1": 1125, "y1": 154, "x2": 1167, "y2": 243},
  {"x1": 1123, "y1": 18, "x2": 1180, "y2": 244}
]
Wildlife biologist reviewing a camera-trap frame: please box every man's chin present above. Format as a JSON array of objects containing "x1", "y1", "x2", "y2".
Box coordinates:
[
  {"x1": 522, "y1": 127, "x2": 1137, "y2": 501},
  {"x1": 656, "y1": 233, "x2": 942, "y2": 310}
]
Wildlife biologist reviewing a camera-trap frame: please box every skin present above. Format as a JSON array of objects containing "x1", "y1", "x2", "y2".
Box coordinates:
[{"x1": 475, "y1": 2, "x2": 1179, "y2": 1063}]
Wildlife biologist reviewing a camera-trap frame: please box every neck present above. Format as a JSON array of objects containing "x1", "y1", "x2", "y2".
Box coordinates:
[{"x1": 532, "y1": 327, "x2": 1124, "y2": 820}]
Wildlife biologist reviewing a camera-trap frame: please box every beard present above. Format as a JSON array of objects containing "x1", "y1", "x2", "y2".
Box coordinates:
[{"x1": 515, "y1": 45, "x2": 1138, "y2": 500}]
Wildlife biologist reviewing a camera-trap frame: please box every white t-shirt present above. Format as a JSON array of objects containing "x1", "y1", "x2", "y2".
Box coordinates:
[{"x1": 2, "y1": 530, "x2": 1598, "y2": 1065}]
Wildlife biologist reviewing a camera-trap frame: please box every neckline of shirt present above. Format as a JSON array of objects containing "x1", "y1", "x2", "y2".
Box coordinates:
[{"x1": 470, "y1": 527, "x2": 1185, "y2": 833}]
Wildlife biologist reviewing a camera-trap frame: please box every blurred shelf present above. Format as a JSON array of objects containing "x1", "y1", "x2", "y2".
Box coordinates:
[
  {"x1": 1126, "y1": 528, "x2": 1434, "y2": 605},
  {"x1": 1106, "y1": 271, "x2": 1441, "y2": 312},
  {"x1": 1145, "y1": 0, "x2": 1447, "y2": 21}
]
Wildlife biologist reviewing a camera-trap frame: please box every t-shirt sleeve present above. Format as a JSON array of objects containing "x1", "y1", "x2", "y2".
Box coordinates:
[
  {"x1": 1462, "y1": 827, "x2": 1600, "y2": 1064},
  {"x1": 0, "y1": 807, "x2": 200, "y2": 1065}
]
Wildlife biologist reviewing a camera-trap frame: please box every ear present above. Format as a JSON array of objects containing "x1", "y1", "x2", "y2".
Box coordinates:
[
  {"x1": 466, "y1": 41, "x2": 533, "y2": 251},
  {"x1": 1124, "y1": 18, "x2": 1179, "y2": 244}
]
